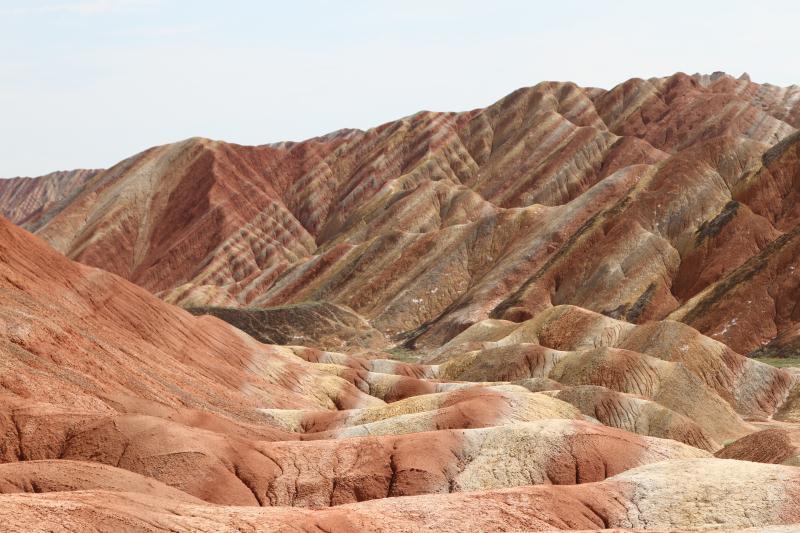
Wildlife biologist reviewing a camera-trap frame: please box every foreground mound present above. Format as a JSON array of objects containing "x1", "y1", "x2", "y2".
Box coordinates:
[{"x1": 0, "y1": 459, "x2": 798, "y2": 531}]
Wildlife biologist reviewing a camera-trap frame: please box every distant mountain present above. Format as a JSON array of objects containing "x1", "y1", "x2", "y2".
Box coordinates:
[
  {"x1": 5, "y1": 72, "x2": 799, "y2": 355},
  {"x1": 0, "y1": 168, "x2": 102, "y2": 229}
]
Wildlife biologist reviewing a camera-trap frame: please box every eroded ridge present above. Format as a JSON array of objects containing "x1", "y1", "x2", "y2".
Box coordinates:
[{"x1": 3, "y1": 71, "x2": 800, "y2": 531}]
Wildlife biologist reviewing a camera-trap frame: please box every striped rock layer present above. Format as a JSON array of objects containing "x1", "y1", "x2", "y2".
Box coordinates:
[
  {"x1": 3, "y1": 72, "x2": 800, "y2": 355},
  {"x1": 2, "y1": 72, "x2": 800, "y2": 530},
  {"x1": 0, "y1": 168, "x2": 101, "y2": 229},
  {"x1": 0, "y1": 184, "x2": 800, "y2": 530}
]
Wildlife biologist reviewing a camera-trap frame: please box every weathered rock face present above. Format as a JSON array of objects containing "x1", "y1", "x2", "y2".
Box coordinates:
[
  {"x1": 0, "y1": 169, "x2": 101, "y2": 229},
  {"x1": 715, "y1": 428, "x2": 800, "y2": 465},
  {"x1": 2, "y1": 460, "x2": 800, "y2": 531},
  {"x1": 0, "y1": 217, "x2": 382, "y2": 418},
  {"x1": 1, "y1": 210, "x2": 800, "y2": 530},
  {"x1": 4, "y1": 71, "x2": 800, "y2": 531},
  {"x1": 186, "y1": 301, "x2": 389, "y2": 350},
  {"x1": 5, "y1": 72, "x2": 800, "y2": 356}
]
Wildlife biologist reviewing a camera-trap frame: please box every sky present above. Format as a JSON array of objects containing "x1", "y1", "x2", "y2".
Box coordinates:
[{"x1": 2, "y1": 0, "x2": 799, "y2": 178}]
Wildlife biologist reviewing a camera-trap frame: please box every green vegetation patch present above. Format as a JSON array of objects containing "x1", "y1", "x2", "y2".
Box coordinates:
[
  {"x1": 753, "y1": 357, "x2": 800, "y2": 368},
  {"x1": 385, "y1": 346, "x2": 425, "y2": 363}
]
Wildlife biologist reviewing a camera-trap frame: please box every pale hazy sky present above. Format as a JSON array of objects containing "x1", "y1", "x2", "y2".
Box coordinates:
[{"x1": 2, "y1": 0, "x2": 799, "y2": 177}]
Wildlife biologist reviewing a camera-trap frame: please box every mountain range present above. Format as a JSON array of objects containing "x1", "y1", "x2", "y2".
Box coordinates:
[{"x1": 3, "y1": 71, "x2": 800, "y2": 531}]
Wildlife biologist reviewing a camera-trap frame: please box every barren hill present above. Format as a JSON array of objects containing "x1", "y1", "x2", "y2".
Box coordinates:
[
  {"x1": 4, "y1": 72, "x2": 800, "y2": 530},
  {"x1": 5, "y1": 72, "x2": 800, "y2": 356}
]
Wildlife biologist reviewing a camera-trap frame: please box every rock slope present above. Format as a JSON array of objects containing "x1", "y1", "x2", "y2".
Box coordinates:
[
  {"x1": 3, "y1": 71, "x2": 800, "y2": 530},
  {"x1": 0, "y1": 207, "x2": 799, "y2": 529},
  {"x1": 0, "y1": 168, "x2": 101, "y2": 229},
  {"x1": 4, "y1": 72, "x2": 800, "y2": 357}
]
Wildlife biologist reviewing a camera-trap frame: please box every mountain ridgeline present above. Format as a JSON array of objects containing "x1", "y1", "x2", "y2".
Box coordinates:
[{"x1": 3, "y1": 72, "x2": 800, "y2": 531}]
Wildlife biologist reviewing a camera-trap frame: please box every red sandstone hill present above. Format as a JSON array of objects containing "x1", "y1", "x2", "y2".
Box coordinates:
[
  {"x1": 0, "y1": 168, "x2": 101, "y2": 229},
  {"x1": 4, "y1": 72, "x2": 800, "y2": 357},
  {"x1": 4, "y1": 72, "x2": 800, "y2": 530},
  {"x1": 2, "y1": 203, "x2": 800, "y2": 530}
]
